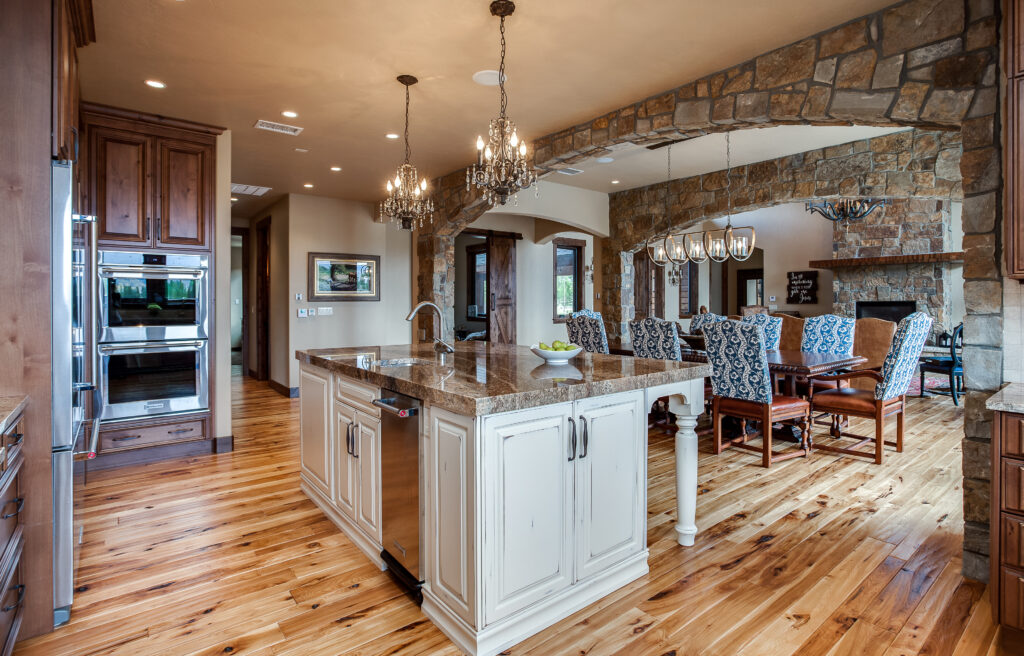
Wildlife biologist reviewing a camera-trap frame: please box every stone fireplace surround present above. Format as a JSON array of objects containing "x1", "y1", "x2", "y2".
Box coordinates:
[{"x1": 413, "y1": 0, "x2": 1003, "y2": 581}]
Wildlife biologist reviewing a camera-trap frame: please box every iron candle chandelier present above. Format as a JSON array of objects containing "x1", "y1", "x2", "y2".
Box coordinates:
[
  {"x1": 380, "y1": 75, "x2": 434, "y2": 231},
  {"x1": 466, "y1": 0, "x2": 537, "y2": 206},
  {"x1": 806, "y1": 198, "x2": 890, "y2": 223}
]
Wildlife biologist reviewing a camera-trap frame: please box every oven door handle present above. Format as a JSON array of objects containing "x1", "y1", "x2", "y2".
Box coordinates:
[
  {"x1": 98, "y1": 340, "x2": 205, "y2": 353},
  {"x1": 98, "y1": 266, "x2": 205, "y2": 279}
]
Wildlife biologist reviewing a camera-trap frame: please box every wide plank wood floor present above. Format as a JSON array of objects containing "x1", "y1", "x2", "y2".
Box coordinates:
[{"x1": 16, "y1": 370, "x2": 1013, "y2": 655}]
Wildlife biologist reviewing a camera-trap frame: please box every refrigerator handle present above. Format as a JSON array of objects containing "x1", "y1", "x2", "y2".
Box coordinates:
[{"x1": 73, "y1": 418, "x2": 100, "y2": 461}]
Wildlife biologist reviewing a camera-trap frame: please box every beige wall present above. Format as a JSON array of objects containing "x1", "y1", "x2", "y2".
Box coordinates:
[
  {"x1": 213, "y1": 131, "x2": 232, "y2": 439},
  {"x1": 467, "y1": 213, "x2": 595, "y2": 347},
  {"x1": 285, "y1": 194, "x2": 412, "y2": 387},
  {"x1": 487, "y1": 180, "x2": 610, "y2": 237}
]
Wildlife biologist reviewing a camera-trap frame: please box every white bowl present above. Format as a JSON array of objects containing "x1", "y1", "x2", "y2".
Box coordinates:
[{"x1": 530, "y1": 344, "x2": 583, "y2": 365}]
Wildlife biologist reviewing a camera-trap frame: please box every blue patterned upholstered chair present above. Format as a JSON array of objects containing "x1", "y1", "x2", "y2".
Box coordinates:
[
  {"x1": 566, "y1": 309, "x2": 609, "y2": 354},
  {"x1": 740, "y1": 313, "x2": 783, "y2": 350},
  {"x1": 704, "y1": 320, "x2": 811, "y2": 468},
  {"x1": 629, "y1": 318, "x2": 682, "y2": 360},
  {"x1": 801, "y1": 314, "x2": 856, "y2": 355},
  {"x1": 808, "y1": 312, "x2": 932, "y2": 464},
  {"x1": 688, "y1": 312, "x2": 727, "y2": 335}
]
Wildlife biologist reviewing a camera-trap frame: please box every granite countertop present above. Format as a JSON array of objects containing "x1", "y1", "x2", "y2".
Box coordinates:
[
  {"x1": 296, "y1": 343, "x2": 711, "y2": 417},
  {"x1": 986, "y1": 383, "x2": 1024, "y2": 413},
  {"x1": 0, "y1": 396, "x2": 27, "y2": 434}
]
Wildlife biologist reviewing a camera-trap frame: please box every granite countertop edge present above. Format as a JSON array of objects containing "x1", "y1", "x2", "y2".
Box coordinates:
[
  {"x1": 985, "y1": 382, "x2": 1024, "y2": 413},
  {"x1": 0, "y1": 396, "x2": 28, "y2": 434},
  {"x1": 296, "y1": 350, "x2": 710, "y2": 417}
]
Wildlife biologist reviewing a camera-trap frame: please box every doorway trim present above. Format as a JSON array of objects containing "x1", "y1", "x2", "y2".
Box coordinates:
[{"x1": 253, "y1": 217, "x2": 271, "y2": 381}]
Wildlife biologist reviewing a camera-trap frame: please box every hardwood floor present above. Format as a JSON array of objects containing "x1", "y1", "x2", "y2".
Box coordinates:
[{"x1": 16, "y1": 372, "x2": 1013, "y2": 655}]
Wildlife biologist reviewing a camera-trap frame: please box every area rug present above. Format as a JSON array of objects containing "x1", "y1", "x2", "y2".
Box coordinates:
[{"x1": 906, "y1": 373, "x2": 952, "y2": 397}]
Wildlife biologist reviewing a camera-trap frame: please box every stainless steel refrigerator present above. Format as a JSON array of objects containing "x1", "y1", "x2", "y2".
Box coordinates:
[{"x1": 50, "y1": 160, "x2": 98, "y2": 627}]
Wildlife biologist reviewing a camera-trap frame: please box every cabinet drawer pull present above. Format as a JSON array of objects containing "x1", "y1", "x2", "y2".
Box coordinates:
[
  {"x1": 2, "y1": 585, "x2": 24, "y2": 613},
  {"x1": 1, "y1": 498, "x2": 23, "y2": 520},
  {"x1": 5, "y1": 434, "x2": 22, "y2": 447},
  {"x1": 579, "y1": 416, "x2": 589, "y2": 459},
  {"x1": 168, "y1": 428, "x2": 195, "y2": 435},
  {"x1": 567, "y1": 417, "x2": 577, "y2": 461},
  {"x1": 112, "y1": 435, "x2": 141, "y2": 442},
  {"x1": 145, "y1": 217, "x2": 150, "y2": 240},
  {"x1": 346, "y1": 424, "x2": 353, "y2": 456},
  {"x1": 352, "y1": 424, "x2": 360, "y2": 459}
]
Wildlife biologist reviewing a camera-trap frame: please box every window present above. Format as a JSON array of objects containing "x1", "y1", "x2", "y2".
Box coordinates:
[
  {"x1": 553, "y1": 238, "x2": 585, "y2": 322},
  {"x1": 678, "y1": 261, "x2": 699, "y2": 318},
  {"x1": 466, "y1": 243, "x2": 487, "y2": 320}
]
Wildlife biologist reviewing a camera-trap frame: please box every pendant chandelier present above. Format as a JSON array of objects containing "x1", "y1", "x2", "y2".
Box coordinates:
[
  {"x1": 380, "y1": 75, "x2": 434, "y2": 230},
  {"x1": 806, "y1": 198, "x2": 890, "y2": 222},
  {"x1": 646, "y1": 143, "x2": 672, "y2": 267},
  {"x1": 466, "y1": 0, "x2": 537, "y2": 206}
]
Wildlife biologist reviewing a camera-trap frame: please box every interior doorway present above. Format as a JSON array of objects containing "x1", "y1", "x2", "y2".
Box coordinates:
[
  {"x1": 231, "y1": 227, "x2": 250, "y2": 375},
  {"x1": 254, "y1": 217, "x2": 271, "y2": 380},
  {"x1": 735, "y1": 268, "x2": 765, "y2": 311},
  {"x1": 452, "y1": 228, "x2": 519, "y2": 344}
]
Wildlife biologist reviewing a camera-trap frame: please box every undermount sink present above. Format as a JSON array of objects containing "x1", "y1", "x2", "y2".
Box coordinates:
[{"x1": 371, "y1": 358, "x2": 438, "y2": 368}]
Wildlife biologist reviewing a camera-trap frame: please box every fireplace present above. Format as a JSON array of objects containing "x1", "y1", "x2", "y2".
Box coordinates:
[{"x1": 855, "y1": 301, "x2": 916, "y2": 324}]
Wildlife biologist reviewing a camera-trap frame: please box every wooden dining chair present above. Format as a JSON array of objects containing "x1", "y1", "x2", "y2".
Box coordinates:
[
  {"x1": 801, "y1": 314, "x2": 856, "y2": 355},
  {"x1": 740, "y1": 313, "x2": 783, "y2": 350},
  {"x1": 629, "y1": 317, "x2": 682, "y2": 360},
  {"x1": 689, "y1": 312, "x2": 726, "y2": 335},
  {"x1": 918, "y1": 322, "x2": 963, "y2": 405},
  {"x1": 704, "y1": 321, "x2": 811, "y2": 468},
  {"x1": 566, "y1": 309, "x2": 609, "y2": 354},
  {"x1": 808, "y1": 312, "x2": 933, "y2": 464}
]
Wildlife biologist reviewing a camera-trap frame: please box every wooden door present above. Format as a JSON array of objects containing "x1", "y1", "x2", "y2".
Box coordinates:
[
  {"x1": 52, "y1": 0, "x2": 79, "y2": 161},
  {"x1": 91, "y1": 127, "x2": 152, "y2": 247},
  {"x1": 298, "y1": 366, "x2": 330, "y2": 496},
  {"x1": 574, "y1": 391, "x2": 646, "y2": 581},
  {"x1": 482, "y1": 403, "x2": 575, "y2": 624},
  {"x1": 354, "y1": 412, "x2": 382, "y2": 543},
  {"x1": 487, "y1": 235, "x2": 517, "y2": 344},
  {"x1": 255, "y1": 218, "x2": 271, "y2": 380},
  {"x1": 157, "y1": 139, "x2": 212, "y2": 250},
  {"x1": 332, "y1": 401, "x2": 358, "y2": 521},
  {"x1": 1010, "y1": 79, "x2": 1024, "y2": 279}
]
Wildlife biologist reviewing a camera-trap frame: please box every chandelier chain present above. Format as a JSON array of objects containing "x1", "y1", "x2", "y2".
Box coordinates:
[
  {"x1": 404, "y1": 84, "x2": 411, "y2": 164},
  {"x1": 498, "y1": 16, "x2": 508, "y2": 118}
]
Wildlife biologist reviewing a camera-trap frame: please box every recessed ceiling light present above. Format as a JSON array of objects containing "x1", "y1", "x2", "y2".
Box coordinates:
[
  {"x1": 596, "y1": 156, "x2": 614, "y2": 164},
  {"x1": 611, "y1": 180, "x2": 620, "y2": 185},
  {"x1": 294, "y1": 147, "x2": 309, "y2": 153},
  {"x1": 303, "y1": 183, "x2": 314, "y2": 188},
  {"x1": 145, "y1": 80, "x2": 166, "y2": 89},
  {"x1": 281, "y1": 110, "x2": 298, "y2": 118},
  {"x1": 330, "y1": 166, "x2": 342, "y2": 172},
  {"x1": 472, "y1": 70, "x2": 506, "y2": 86},
  {"x1": 230, "y1": 197, "x2": 239, "y2": 202},
  {"x1": 385, "y1": 133, "x2": 400, "y2": 140}
]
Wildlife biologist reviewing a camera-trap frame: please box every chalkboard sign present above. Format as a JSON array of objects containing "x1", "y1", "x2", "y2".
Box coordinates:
[{"x1": 787, "y1": 271, "x2": 818, "y2": 304}]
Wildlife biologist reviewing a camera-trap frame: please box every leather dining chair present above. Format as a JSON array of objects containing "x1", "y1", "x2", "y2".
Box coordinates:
[
  {"x1": 775, "y1": 314, "x2": 805, "y2": 351},
  {"x1": 566, "y1": 309, "x2": 609, "y2": 354},
  {"x1": 689, "y1": 312, "x2": 727, "y2": 335},
  {"x1": 629, "y1": 317, "x2": 682, "y2": 360},
  {"x1": 704, "y1": 320, "x2": 811, "y2": 468},
  {"x1": 850, "y1": 317, "x2": 897, "y2": 391},
  {"x1": 808, "y1": 312, "x2": 933, "y2": 464},
  {"x1": 801, "y1": 314, "x2": 856, "y2": 355},
  {"x1": 740, "y1": 313, "x2": 783, "y2": 350}
]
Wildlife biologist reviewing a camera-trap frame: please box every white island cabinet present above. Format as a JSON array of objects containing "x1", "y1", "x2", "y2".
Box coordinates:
[{"x1": 295, "y1": 343, "x2": 708, "y2": 656}]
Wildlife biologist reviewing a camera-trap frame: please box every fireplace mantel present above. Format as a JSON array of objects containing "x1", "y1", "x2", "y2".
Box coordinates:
[{"x1": 809, "y1": 251, "x2": 965, "y2": 270}]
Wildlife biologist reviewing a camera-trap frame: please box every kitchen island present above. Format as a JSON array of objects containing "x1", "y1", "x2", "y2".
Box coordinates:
[{"x1": 295, "y1": 342, "x2": 709, "y2": 656}]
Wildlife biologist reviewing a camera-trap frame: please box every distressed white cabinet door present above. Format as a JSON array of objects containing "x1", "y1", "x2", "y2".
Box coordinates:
[
  {"x1": 574, "y1": 390, "x2": 646, "y2": 581},
  {"x1": 332, "y1": 400, "x2": 358, "y2": 521},
  {"x1": 299, "y1": 365, "x2": 331, "y2": 495},
  {"x1": 483, "y1": 403, "x2": 575, "y2": 625},
  {"x1": 354, "y1": 412, "x2": 382, "y2": 543}
]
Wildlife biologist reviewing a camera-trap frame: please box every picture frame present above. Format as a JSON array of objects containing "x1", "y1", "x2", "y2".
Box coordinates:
[{"x1": 307, "y1": 252, "x2": 381, "y2": 302}]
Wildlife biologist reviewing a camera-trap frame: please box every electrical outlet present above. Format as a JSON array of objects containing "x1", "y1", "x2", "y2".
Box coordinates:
[
  {"x1": 297, "y1": 308, "x2": 308, "y2": 318},
  {"x1": 308, "y1": 308, "x2": 317, "y2": 317},
  {"x1": 318, "y1": 306, "x2": 333, "y2": 316}
]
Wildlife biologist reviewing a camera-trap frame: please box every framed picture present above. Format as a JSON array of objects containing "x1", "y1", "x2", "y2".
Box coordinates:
[{"x1": 307, "y1": 252, "x2": 381, "y2": 302}]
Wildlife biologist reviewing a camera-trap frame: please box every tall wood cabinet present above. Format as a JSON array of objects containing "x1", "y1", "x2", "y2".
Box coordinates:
[
  {"x1": 1007, "y1": 1, "x2": 1024, "y2": 278},
  {"x1": 81, "y1": 103, "x2": 218, "y2": 252}
]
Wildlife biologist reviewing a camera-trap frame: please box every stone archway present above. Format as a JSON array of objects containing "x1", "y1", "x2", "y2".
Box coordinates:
[{"x1": 415, "y1": 0, "x2": 1001, "y2": 579}]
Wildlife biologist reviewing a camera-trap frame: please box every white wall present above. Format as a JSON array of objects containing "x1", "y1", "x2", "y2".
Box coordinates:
[
  {"x1": 286, "y1": 194, "x2": 412, "y2": 387},
  {"x1": 467, "y1": 212, "x2": 595, "y2": 347},
  {"x1": 489, "y1": 180, "x2": 610, "y2": 237},
  {"x1": 213, "y1": 131, "x2": 232, "y2": 439}
]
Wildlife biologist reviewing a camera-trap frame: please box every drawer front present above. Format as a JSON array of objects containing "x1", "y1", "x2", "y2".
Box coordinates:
[
  {"x1": 1002, "y1": 565, "x2": 1024, "y2": 630},
  {"x1": 334, "y1": 375, "x2": 380, "y2": 417},
  {"x1": 1003, "y1": 514, "x2": 1024, "y2": 568},
  {"x1": 100, "y1": 418, "x2": 206, "y2": 452},
  {"x1": 1003, "y1": 413, "x2": 1024, "y2": 458},
  {"x1": 0, "y1": 463, "x2": 22, "y2": 568},
  {"x1": 1002, "y1": 458, "x2": 1024, "y2": 515},
  {"x1": 0, "y1": 415, "x2": 24, "y2": 473},
  {"x1": 0, "y1": 533, "x2": 23, "y2": 656}
]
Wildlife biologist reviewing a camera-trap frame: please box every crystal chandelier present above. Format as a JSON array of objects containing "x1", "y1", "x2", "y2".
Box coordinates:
[
  {"x1": 466, "y1": 1, "x2": 537, "y2": 206},
  {"x1": 380, "y1": 75, "x2": 433, "y2": 230},
  {"x1": 806, "y1": 198, "x2": 890, "y2": 222}
]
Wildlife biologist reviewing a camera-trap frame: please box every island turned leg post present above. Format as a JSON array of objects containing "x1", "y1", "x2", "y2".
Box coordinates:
[{"x1": 668, "y1": 390, "x2": 702, "y2": 547}]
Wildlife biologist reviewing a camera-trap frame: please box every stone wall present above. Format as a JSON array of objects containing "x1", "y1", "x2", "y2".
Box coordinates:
[
  {"x1": 411, "y1": 0, "x2": 1003, "y2": 581},
  {"x1": 831, "y1": 198, "x2": 955, "y2": 337}
]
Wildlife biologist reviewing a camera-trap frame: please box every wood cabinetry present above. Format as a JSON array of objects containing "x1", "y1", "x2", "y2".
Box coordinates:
[
  {"x1": 1007, "y1": 3, "x2": 1024, "y2": 278},
  {"x1": 992, "y1": 410, "x2": 1024, "y2": 635},
  {"x1": 81, "y1": 104, "x2": 219, "y2": 252},
  {"x1": 0, "y1": 404, "x2": 26, "y2": 652}
]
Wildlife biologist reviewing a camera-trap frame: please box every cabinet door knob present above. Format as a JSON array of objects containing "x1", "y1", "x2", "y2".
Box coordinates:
[{"x1": 567, "y1": 417, "x2": 577, "y2": 462}]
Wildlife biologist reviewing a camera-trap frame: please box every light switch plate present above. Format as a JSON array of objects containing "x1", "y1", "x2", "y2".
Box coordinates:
[
  {"x1": 297, "y1": 308, "x2": 308, "y2": 318},
  {"x1": 769, "y1": 295, "x2": 777, "y2": 302},
  {"x1": 318, "y1": 306, "x2": 333, "y2": 316},
  {"x1": 308, "y1": 308, "x2": 317, "y2": 316},
  {"x1": 295, "y1": 293, "x2": 303, "y2": 301}
]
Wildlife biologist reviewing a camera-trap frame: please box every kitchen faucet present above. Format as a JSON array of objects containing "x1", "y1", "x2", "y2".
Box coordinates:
[{"x1": 406, "y1": 301, "x2": 455, "y2": 354}]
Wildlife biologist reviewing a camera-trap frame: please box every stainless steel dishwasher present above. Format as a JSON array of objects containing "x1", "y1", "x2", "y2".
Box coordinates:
[{"x1": 373, "y1": 390, "x2": 423, "y2": 601}]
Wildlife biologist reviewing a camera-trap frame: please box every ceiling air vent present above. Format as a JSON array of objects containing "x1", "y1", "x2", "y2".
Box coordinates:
[
  {"x1": 253, "y1": 119, "x2": 304, "y2": 136},
  {"x1": 231, "y1": 183, "x2": 272, "y2": 197},
  {"x1": 556, "y1": 167, "x2": 584, "y2": 176}
]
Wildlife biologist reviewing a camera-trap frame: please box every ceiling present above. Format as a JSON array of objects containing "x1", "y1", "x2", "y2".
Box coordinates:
[
  {"x1": 79, "y1": 0, "x2": 898, "y2": 218},
  {"x1": 554, "y1": 125, "x2": 912, "y2": 193}
]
